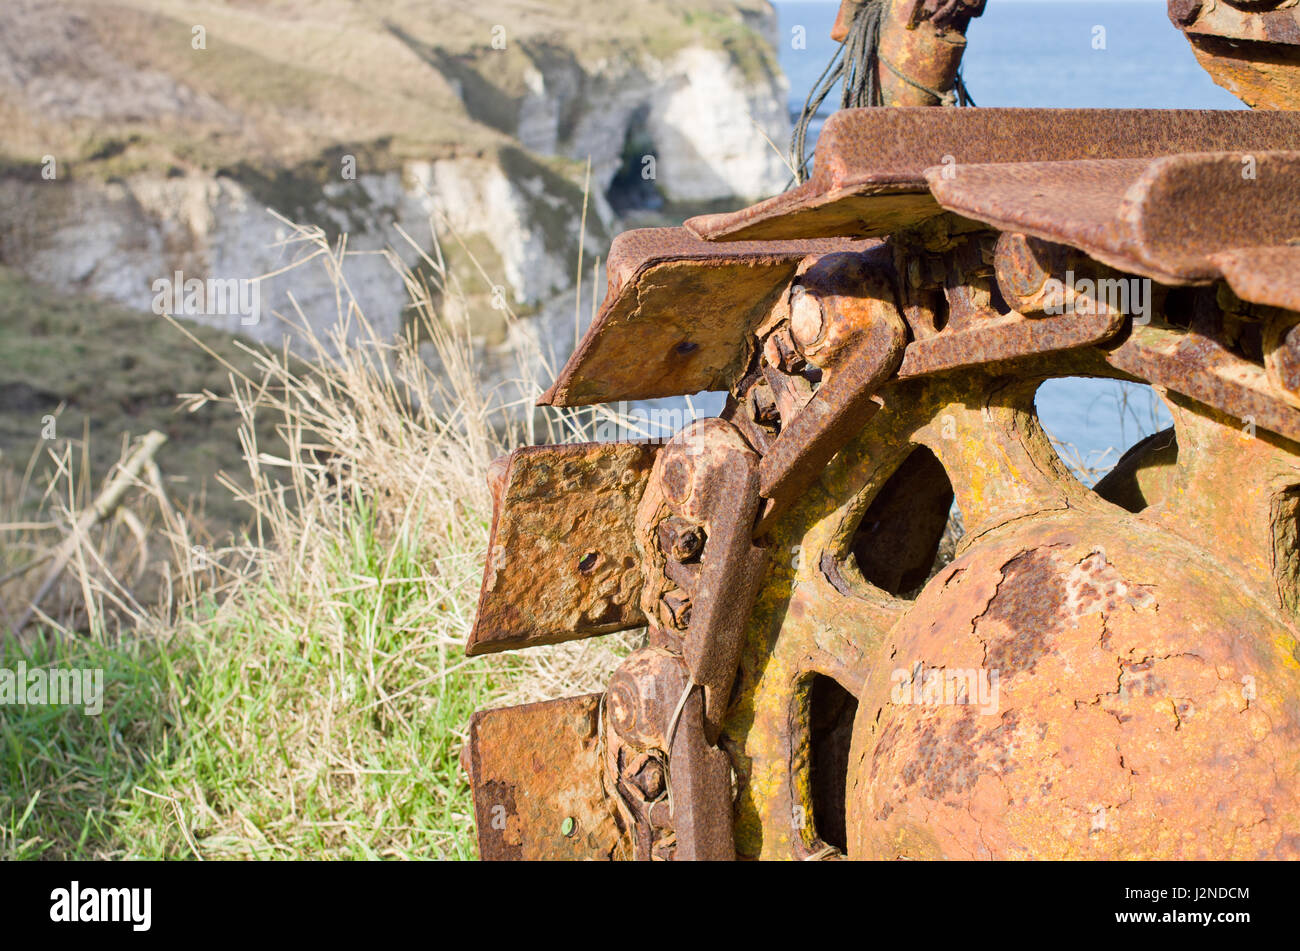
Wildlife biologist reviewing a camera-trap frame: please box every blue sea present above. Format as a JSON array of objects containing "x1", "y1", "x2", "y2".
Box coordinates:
[{"x1": 772, "y1": 0, "x2": 1240, "y2": 466}]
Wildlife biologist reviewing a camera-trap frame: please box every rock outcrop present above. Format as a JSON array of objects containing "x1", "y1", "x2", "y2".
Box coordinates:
[{"x1": 0, "y1": 0, "x2": 791, "y2": 375}]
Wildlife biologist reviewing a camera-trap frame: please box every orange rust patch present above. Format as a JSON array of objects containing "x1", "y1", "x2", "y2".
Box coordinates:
[{"x1": 849, "y1": 513, "x2": 1300, "y2": 859}]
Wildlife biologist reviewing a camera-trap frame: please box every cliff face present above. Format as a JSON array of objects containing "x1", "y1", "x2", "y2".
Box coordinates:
[
  {"x1": 509, "y1": 35, "x2": 791, "y2": 208},
  {"x1": 0, "y1": 0, "x2": 791, "y2": 370},
  {"x1": 0, "y1": 154, "x2": 588, "y2": 351}
]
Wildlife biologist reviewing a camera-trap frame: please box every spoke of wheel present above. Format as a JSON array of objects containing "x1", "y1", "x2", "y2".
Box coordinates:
[
  {"x1": 908, "y1": 374, "x2": 1098, "y2": 541},
  {"x1": 1151, "y1": 392, "x2": 1300, "y2": 619}
]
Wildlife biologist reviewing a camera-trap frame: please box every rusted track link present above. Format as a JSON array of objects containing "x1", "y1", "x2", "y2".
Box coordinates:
[
  {"x1": 686, "y1": 108, "x2": 1300, "y2": 241},
  {"x1": 924, "y1": 152, "x2": 1300, "y2": 285},
  {"x1": 1169, "y1": 0, "x2": 1300, "y2": 108},
  {"x1": 463, "y1": 694, "x2": 628, "y2": 860},
  {"x1": 540, "y1": 228, "x2": 880, "y2": 407},
  {"x1": 468, "y1": 442, "x2": 657, "y2": 655}
]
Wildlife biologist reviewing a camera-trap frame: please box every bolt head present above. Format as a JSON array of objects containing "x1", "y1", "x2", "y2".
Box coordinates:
[
  {"x1": 632, "y1": 760, "x2": 666, "y2": 800},
  {"x1": 790, "y1": 286, "x2": 825, "y2": 349},
  {"x1": 749, "y1": 382, "x2": 780, "y2": 427},
  {"x1": 662, "y1": 589, "x2": 692, "y2": 630},
  {"x1": 763, "y1": 329, "x2": 805, "y2": 374}
]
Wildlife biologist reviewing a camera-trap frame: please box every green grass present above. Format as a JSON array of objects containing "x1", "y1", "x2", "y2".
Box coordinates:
[
  {"x1": 1, "y1": 499, "x2": 492, "y2": 860},
  {"x1": 0, "y1": 635, "x2": 176, "y2": 859}
]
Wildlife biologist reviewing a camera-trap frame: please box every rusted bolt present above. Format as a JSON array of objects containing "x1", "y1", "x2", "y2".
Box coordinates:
[
  {"x1": 631, "y1": 759, "x2": 666, "y2": 800},
  {"x1": 996, "y1": 231, "x2": 1141, "y2": 319},
  {"x1": 1280, "y1": 322, "x2": 1300, "y2": 392},
  {"x1": 790, "y1": 285, "x2": 825, "y2": 349},
  {"x1": 607, "y1": 649, "x2": 689, "y2": 751},
  {"x1": 647, "y1": 626, "x2": 685, "y2": 653},
  {"x1": 655, "y1": 418, "x2": 758, "y2": 524},
  {"x1": 1265, "y1": 314, "x2": 1300, "y2": 400},
  {"x1": 749, "y1": 381, "x2": 780, "y2": 427},
  {"x1": 1167, "y1": 0, "x2": 1203, "y2": 25},
  {"x1": 994, "y1": 232, "x2": 1049, "y2": 304},
  {"x1": 763, "y1": 328, "x2": 806, "y2": 373},
  {"x1": 662, "y1": 589, "x2": 693, "y2": 630},
  {"x1": 657, "y1": 516, "x2": 705, "y2": 562},
  {"x1": 663, "y1": 556, "x2": 701, "y2": 592},
  {"x1": 661, "y1": 452, "x2": 693, "y2": 505},
  {"x1": 995, "y1": 232, "x2": 1111, "y2": 317}
]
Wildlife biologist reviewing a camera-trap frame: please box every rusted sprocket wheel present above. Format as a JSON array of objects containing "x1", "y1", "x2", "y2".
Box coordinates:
[{"x1": 738, "y1": 357, "x2": 1300, "y2": 860}]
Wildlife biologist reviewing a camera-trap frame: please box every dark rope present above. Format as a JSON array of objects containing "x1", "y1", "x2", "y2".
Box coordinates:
[
  {"x1": 789, "y1": 0, "x2": 885, "y2": 184},
  {"x1": 788, "y1": 1, "x2": 975, "y2": 185},
  {"x1": 954, "y1": 66, "x2": 974, "y2": 107}
]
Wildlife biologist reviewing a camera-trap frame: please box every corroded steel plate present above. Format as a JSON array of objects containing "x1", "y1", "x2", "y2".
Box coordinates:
[
  {"x1": 464, "y1": 694, "x2": 627, "y2": 860},
  {"x1": 467, "y1": 442, "x2": 657, "y2": 656},
  {"x1": 540, "y1": 228, "x2": 875, "y2": 407}
]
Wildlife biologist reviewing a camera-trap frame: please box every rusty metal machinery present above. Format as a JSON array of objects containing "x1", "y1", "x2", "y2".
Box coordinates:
[
  {"x1": 460, "y1": 4, "x2": 1300, "y2": 860},
  {"x1": 831, "y1": 0, "x2": 986, "y2": 106},
  {"x1": 1168, "y1": 0, "x2": 1300, "y2": 109}
]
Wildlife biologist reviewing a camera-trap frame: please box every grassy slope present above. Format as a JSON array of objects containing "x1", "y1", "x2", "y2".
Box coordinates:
[
  {"x1": 0, "y1": 265, "x2": 275, "y2": 530},
  {"x1": 0, "y1": 264, "x2": 490, "y2": 858},
  {"x1": 0, "y1": 231, "x2": 634, "y2": 860},
  {"x1": 0, "y1": 264, "x2": 498, "y2": 857}
]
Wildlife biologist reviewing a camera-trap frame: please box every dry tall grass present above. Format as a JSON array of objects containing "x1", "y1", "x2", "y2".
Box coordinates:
[
  {"x1": 171, "y1": 217, "x2": 642, "y2": 708},
  {"x1": 0, "y1": 218, "x2": 637, "y2": 859}
]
